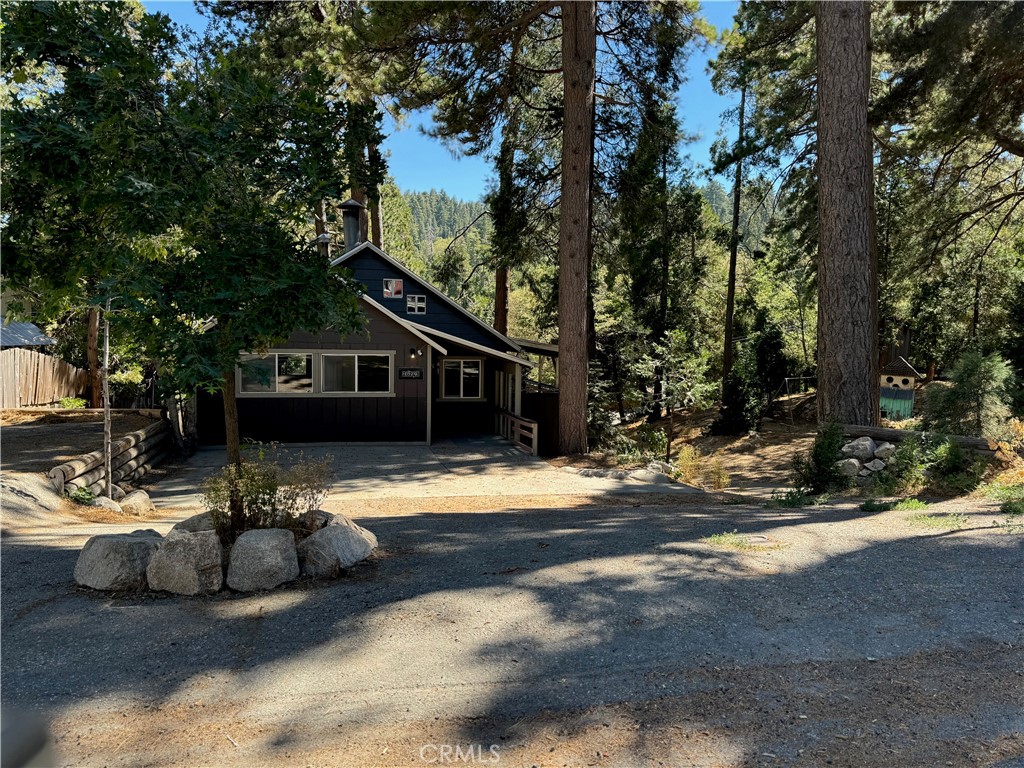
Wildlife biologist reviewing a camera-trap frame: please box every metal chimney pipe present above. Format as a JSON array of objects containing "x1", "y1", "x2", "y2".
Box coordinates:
[{"x1": 339, "y1": 198, "x2": 366, "y2": 254}]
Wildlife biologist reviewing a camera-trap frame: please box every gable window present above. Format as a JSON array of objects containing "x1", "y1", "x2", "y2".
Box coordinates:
[
  {"x1": 322, "y1": 353, "x2": 393, "y2": 394},
  {"x1": 407, "y1": 294, "x2": 426, "y2": 315},
  {"x1": 441, "y1": 358, "x2": 482, "y2": 399},
  {"x1": 239, "y1": 353, "x2": 313, "y2": 393},
  {"x1": 383, "y1": 278, "x2": 403, "y2": 298}
]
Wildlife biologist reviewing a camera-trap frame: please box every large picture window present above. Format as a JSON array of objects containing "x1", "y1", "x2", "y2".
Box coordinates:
[
  {"x1": 441, "y1": 358, "x2": 482, "y2": 399},
  {"x1": 322, "y1": 353, "x2": 393, "y2": 394},
  {"x1": 239, "y1": 353, "x2": 313, "y2": 393}
]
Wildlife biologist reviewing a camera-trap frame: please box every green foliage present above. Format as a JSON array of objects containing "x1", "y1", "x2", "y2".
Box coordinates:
[
  {"x1": 861, "y1": 498, "x2": 928, "y2": 512},
  {"x1": 713, "y1": 313, "x2": 790, "y2": 434},
  {"x1": 703, "y1": 530, "x2": 753, "y2": 550},
  {"x1": 907, "y1": 512, "x2": 969, "y2": 530},
  {"x1": 876, "y1": 436, "x2": 988, "y2": 496},
  {"x1": 201, "y1": 444, "x2": 332, "y2": 545},
  {"x1": 791, "y1": 422, "x2": 851, "y2": 495},
  {"x1": 923, "y1": 351, "x2": 1016, "y2": 440},
  {"x1": 109, "y1": 366, "x2": 146, "y2": 404},
  {"x1": 978, "y1": 481, "x2": 1024, "y2": 503},
  {"x1": 58, "y1": 397, "x2": 87, "y2": 409},
  {"x1": 874, "y1": 438, "x2": 929, "y2": 495},
  {"x1": 765, "y1": 489, "x2": 814, "y2": 509},
  {"x1": 69, "y1": 486, "x2": 95, "y2": 504},
  {"x1": 1000, "y1": 500, "x2": 1024, "y2": 517}
]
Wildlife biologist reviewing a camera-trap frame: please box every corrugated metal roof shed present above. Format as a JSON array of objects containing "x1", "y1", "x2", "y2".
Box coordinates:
[
  {"x1": 0, "y1": 316, "x2": 56, "y2": 347},
  {"x1": 880, "y1": 356, "x2": 921, "y2": 378}
]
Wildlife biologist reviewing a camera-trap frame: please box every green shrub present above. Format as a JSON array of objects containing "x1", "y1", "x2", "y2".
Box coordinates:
[
  {"x1": 69, "y1": 486, "x2": 95, "y2": 504},
  {"x1": 712, "y1": 314, "x2": 790, "y2": 435},
  {"x1": 792, "y1": 422, "x2": 851, "y2": 495},
  {"x1": 907, "y1": 512, "x2": 969, "y2": 530},
  {"x1": 202, "y1": 444, "x2": 332, "y2": 545},
  {"x1": 923, "y1": 351, "x2": 1015, "y2": 440},
  {"x1": 766, "y1": 489, "x2": 813, "y2": 508},
  {"x1": 59, "y1": 396, "x2": 87, "y2": 409},
  {"x1": 875, "y1": 438, "x2": 928, "y2": 495},
  {"x1": 979, "y1": 481, "x2": 1024, "y2": 502},
  {"x1": 109, "y1": 366, "x2": 147, "y2": 402},
  {"x1": 1001, "y1": 500, "x2": 1024, "y2": 516}
]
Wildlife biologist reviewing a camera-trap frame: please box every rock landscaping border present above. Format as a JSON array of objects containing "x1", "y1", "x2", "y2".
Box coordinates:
[{"x1": 73, "y1": 511, "x2": 377, "y2": 595}]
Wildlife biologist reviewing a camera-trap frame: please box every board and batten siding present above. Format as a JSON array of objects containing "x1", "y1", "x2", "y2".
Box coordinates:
[
  {"x1": 343, "y1": 249, "x2": 511, "y2": 353},
  {"x1": 196, "y1": 305, "x2": 428, "y2": 445}
]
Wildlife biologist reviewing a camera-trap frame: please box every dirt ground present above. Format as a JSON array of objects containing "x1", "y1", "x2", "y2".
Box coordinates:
[
  {"x1": 1, "y1": 410, "x2": 160, "y2": 473},
  {"x1": 5, "y1": 497, "x2": 1020, "y2": 768},
  {"x1": 550, "y1": 399, "x2": 818, "y2": 498}
]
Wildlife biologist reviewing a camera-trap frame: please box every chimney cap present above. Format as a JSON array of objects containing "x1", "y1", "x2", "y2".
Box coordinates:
[{"x1": 339, "y1": 198, "x2": 366, "y2": 211}]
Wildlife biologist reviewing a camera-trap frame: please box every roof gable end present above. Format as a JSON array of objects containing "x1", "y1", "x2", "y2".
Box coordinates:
[{"x1": 332, "y1": 242, "x2": 521, "y2": 353}]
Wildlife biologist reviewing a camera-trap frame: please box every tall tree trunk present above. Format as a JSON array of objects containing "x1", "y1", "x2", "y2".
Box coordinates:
[
  {"x1": 722, "y1": 85, "x2": 746, "y2": 386},
  {"x1": 557, "y1": 0, "x2": 596, "y2": 455},
  {"x1": 222, "y1": 365, "x2": 244, "y2": 530},
  {"x1": 368, "y1": 143, "x2": 384, "y2": 248},
  {"x1": 351, "y1": 186, "x2": 370, "y2": 243},
  {"x1": 314, "y1": 198, "x2": 331, "y2": 261},
  {"x1": 815, "y1": 1, "x2": 879, "y2": 426},
  {"x1": 494, "y1": 265, "x2": 510, "y2": 335},
  {"x1": 86, "y1": 307, "x2": 101, "y2": 408}
]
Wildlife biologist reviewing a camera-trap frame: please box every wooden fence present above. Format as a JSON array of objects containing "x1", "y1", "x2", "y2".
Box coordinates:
[{"x1": 0, "y1": 348, "x2": 88, "y2": 408}]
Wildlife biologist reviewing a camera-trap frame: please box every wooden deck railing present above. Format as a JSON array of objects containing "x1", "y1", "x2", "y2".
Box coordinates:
[{"x1": 497, "y1": 409, "x2": 539, "y2": 456}]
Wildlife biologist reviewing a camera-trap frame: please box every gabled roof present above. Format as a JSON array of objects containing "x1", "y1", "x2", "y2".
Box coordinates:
[
  {"x1": 360, "y1": 295, "x2": 447, "y2": 355},
  {"x1": 0, "y1": 317, "x2": 55, "y2": 347},
  {"x1": 881, "y1": 356, "x2": 922, "y2": 378},
  {"x1": 331, "y1": 241, "x2": 523, "y2": 354},
  {"x1": 408, "y1": 322, "x2": 535, "y2": 368}
]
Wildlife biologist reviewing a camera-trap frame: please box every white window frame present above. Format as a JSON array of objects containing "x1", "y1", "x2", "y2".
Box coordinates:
[
  {"x1": 439, "y1": 357, "x2": 485, "y2": 401},
  {"x1": 236, "y1": 350, "x2": 397, "y2": 398},
  {"x1": 237, "y1": 351, "x2": 314, "y2": 396},
  {"x1": 383, "y1": 278, "x2": 403, "y2": 298},
  {"x1": 320, "y1": 351, "x2": 396, "y2": 397},
  {"x1": 407, "y1": 294, "x2": 427, "y2": 315}
]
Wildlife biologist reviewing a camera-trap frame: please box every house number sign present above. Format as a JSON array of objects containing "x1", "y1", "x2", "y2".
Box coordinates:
[{"x1": 399, "y1": 368, "x2": 423, "y2": 379}]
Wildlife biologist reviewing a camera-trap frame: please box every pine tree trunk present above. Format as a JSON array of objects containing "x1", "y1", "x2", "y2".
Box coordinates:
[
  {"x1": 815, "y1": 1, "x2": 879, "y2": 426},
  {"x1": 87, "y1": 307, "x2": 101, "y2": 408},
  {"x1": 722, "y1": 85, "x2": 746, "y2": 386},
  {"x1": 494, "y1": 265, "x2": 509, "y2": 335},
  {"x1": 557, "y1": 0, "x2": 596, "y2": 455},
  {"x1": 351, "y1": 186, "x2": 370, "y2": 243},
  {"x1": 369, "y1": 143, "x2": 384, "y2": 248}
]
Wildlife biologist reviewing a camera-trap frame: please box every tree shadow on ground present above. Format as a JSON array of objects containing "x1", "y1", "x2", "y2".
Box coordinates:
[{"x1": 1, "y1": 502, "x2": 1021, "y2": 766}]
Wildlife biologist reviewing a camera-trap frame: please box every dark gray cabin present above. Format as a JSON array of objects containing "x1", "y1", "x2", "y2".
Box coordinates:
[{"x1": 196, "y1": 240, "x2": 535, "y2": 448}]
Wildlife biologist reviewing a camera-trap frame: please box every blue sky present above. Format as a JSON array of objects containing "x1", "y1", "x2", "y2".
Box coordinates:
[{"x1": 145, "y1": 1, "x2": 739, "y2": 201}]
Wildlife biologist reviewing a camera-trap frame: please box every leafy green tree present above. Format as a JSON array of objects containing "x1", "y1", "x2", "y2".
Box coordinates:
[{"x1": 1, "y1": 1, "x2": 179, "y2": 404}]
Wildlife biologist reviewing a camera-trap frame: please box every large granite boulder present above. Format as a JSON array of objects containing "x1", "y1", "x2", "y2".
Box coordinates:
[
  {"x1": 89, "y1": 496, "x2": 123, "y2": 514},
  {"x1": 74, "y1": 530, "x2": 162, "y2": 591},
  {"x1": 864, "y1": 459, "x2": 887, "y2": 472},
  {"x1": 227, "y1": 529, "x2": 299, "y2": 592},
  {"x1": 841, "y1": 436, "x2": 877, "y2": 462},
  {"x1": 120, "y1": 490, "x2": 156, "y2": 517},
  {"x1": 297, "y1": 515, "x2": 377, "y2": 578},
  {"x1": 146, "y1": 530, "x2": 223, "y2": 595},
  {"x1": 874, "y1": 442, "x2": 897, "y2": 460},
  {"x1": 171, "y1": 511, "x2": 217, "y2": 534},
  {"x1": 835, "y1": 458, "x2": 861, "y2": 477}
]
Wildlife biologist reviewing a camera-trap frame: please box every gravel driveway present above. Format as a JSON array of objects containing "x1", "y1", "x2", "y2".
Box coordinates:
[{"x1": 2, "y1": 496, "x2": 1021, "y2": 767}]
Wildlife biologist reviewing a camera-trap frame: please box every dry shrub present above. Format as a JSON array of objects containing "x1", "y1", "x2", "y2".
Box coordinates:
[{"x1": 674, "y1": 444, "x2": 730, "y2": 490}]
